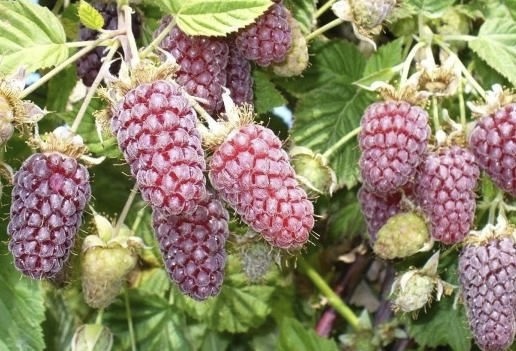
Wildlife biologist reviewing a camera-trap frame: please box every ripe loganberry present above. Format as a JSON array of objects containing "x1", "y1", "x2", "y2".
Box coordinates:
[
  {"x1": 76, "y1": 2, "x2": 141, "y2": 86},
  {"x1": 8, "y1": 152, "x2": 91, "y2": 279},
  {"x1": 209, "y1": 124, "x2": 314, "y2": 249},
  {"x1": 112, "y1": 79, "x2": 206, "y2": 215},
  {"x1": 235, "y1": 3, "x2": 292, "y2": 66},
  {"x1": 359, "y1": 100, "x2": 430, "y2": 195},
  {"x1": 157, "y1": 17, "x2": 229, "y2": 114},
  {"x1": 469, "y1": 102, "x2": 516, "y2": 197},
  {"x1": 415, "y1": 146, "x2": 479, "y2": 244},
  {"x1": 152, "y1": 191, "x2": 229, "y2": 301},
  {"x1": 357, "y1": 185, "x2": 403, "y2": 242},
  {"x1": 459, "y1": 235, "x2": 516, "y2": 351}
]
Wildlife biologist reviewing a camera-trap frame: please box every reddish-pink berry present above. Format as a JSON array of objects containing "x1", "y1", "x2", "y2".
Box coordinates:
[
  {"x1": 469, "y1": 103, "x2": 516, "y2": 197},
  {"x1": 415, "y1": 147, "x2": 479, "y2": 244},
  {"x1": 235, "y1": 3, "x2": 292, "y2": 66},
  {"x1": 152, "y1": 191, "x2": 229, "y2": 301},
  {"x1": 359, "y1": 101, "x2": 430, "y2": 194},
  {"x1": 112, "y1": 80, "x2": 206, "y2": 215},
  {"x1": 209, "y1": 124, "x2": 314, "y2": 249},
  {"x1": 157, "y1": 17, "x2": 229, "y2": 114},
  {"x1": 459, "y1": 236, "x2": 516, "y2": 351},
  {"x1": 8, "y1": 152, "x2": 91, "y2": 279}
]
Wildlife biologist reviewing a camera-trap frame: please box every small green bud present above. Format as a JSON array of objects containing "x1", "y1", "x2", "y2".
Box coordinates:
[
  {"x1": 290, "y1": 146, "x2": 337, "y2": 196},
  {"x1": 71, "y1": 324, "x2": 113, "y2": 351}
]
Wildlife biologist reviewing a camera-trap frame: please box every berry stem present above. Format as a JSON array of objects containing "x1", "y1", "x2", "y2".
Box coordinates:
[
  {"x1": 124, "y1": 288, "x2": 137, "y2": 351},
  {"x1": 20, "y1": 30, "x2": 124, "y2": 98},
  {"x1": 435, "y1": 40, "x2": 487, "y2": 101},
  {"x1": 458, "y1": 79, "x2": 467, "y2": 131},
  {"x1": 431, "y1": 96, "x2": 441, "y2": 131},
  {"x1": 298, "y1": 257, "x2": 360, "y2": 331},
  {"x1": 65, "y1": 40, "x2": 98, "y2": 48},
  {"x1": 95, "y1": 308, "x2": 104, "y2": 325},
  {"x1": 70, "y1": 42, "x2": 120, "y2": 133},
  {"x1": 322, "y1": 126, "x2": 361, "y2": 160},
  {"x1": 140, "y1": 18, "x2": 175, "y2": 58},
  {"x1": 315, "y1": 0, "x2": 338, "y2": 19},
  {"x1": 488, "y1": 191, "x2": 504, "y2": 225},
  {"x1": 400, "y1": 41, "x2": 427, "y2": 86},
  {"x1": 114, "y1": 184, "x2": 139, "y2": 238},
  {"x1": 121, "y1": 5, "x2": 140, "y2": 69},
  {"x1": 441, "y1": 34, "x2": 476, "y2": 42},
  {"x1": 305, "y1": 18, "x2": 344, "y2": 42}
]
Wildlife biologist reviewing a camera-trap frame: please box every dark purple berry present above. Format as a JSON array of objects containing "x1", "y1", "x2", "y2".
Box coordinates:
[{"x1": 8, "y1": 152, "x2": 91, "y2": 279}]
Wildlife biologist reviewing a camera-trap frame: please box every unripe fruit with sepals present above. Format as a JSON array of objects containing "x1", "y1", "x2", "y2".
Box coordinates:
[
  {"x1": 209, "y1": 123, "x2": 314, "y2": 250},
  {"x1": 359, "y1": 100, "x2": 430, "y2": 195},
  {"x1": 290, "y1": 146, "x2": 337, "y2": 196},
  {"x1": 152, "y1": 191, "x2": 229, "y2": 301},
  {"x1": 8, "y1": 152, "x2": 91, "y2": 279},
  {"x1": 71, "y1": 324, "x2": 113, "y2": 351},
  {"x1": 112, "y1": 79, "x2": 206, "y2": 216},
  {"x1": 374, "y1": 212, "x2": 430, "y2": 260}
]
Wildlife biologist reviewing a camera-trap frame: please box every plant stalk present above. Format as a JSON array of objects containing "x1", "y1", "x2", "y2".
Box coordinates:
[
  {"x1": 315, "y1": 0, "x2": 338, "y2": 19},
  {"x1": 114, "y1": 184, "x2": 139, "y2": 238},
  {"x1": 306, "y1": 18, "x2": 344, "y2": 42},
  {"x1": 298, "y1": 257, "x2": 360, "y2": 330}
]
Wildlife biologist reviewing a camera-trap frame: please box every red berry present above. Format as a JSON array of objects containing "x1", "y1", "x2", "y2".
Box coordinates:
[
  {"x1": 359, "y1": 101, "x2": 430, "y2": 194},
  {"x1": 157, "y1": 17, "x2": 229, "y2": 114},
  {"x1": 8, "y1": 152, "x2": 91, "y2": 279},
  {"x1": 152, "y1": 191, "x2": 229, "y2": 301},
  {"x1": 469, "y1": 103, "x2": 516, "y2": 197},
  {"x1": 76, "y1": 2, "x2": 141, "y2": 86},
  {"x1": 415, "y1": 147, "x2": 479, "y2": 244},
  {"x1": 357, "y1": 185, "x2": 402, "y2": 242},
  {"x1": 459, "y1": 236, "x2": 516, "y2": 351},
  {"x1": 113, "y1": 80, "x2": 206, "y2": 215},
  {"x1": 209, "y1": 124, "x2": 314, "y2": 249},
  {"x1": 225, "y1": 42, "x2": 253, "y2": 108},
  {"x1": 235, "y1": 3, "x2": 292, "y2": 67}
]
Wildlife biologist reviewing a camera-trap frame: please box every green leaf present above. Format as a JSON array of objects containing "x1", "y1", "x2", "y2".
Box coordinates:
[
  {"x1": 469, "y1": 18, "x2": 516, "y2": 86},
  {"x1": 0, "y1": 246, "x2": 45, "y2": 351},
  {"x1": 277, "y1": 317, "x2": 339, "y2": 351},
  {"x1": 357, "y1": 38, "x2": 405, "y2": 86},
  {"x1": 175, "y1": 0, "x2": 273, "y2": 36},
  {"x1": 103, "y1": 289, "x2": 193, "y2": 350},
  {"x1": 144, "y1": 0, "x2": 182, "y2": 14},
  {"x1": 78, "y1": 0, "x2": 104, "y2": 30},
  {"x1": 284, "y1": 0, "x2": 317, "y2": 33},
  {"x1": 45, "y1": 66, "x2": 77, "y2": 112},
  {"x1": 171, "y1": 255, "x2": 276, "y2": 333},
  {"x1": 0, "y1": 0, "x2": 68, "y2": 75},
  {"x1": 407, "y1": 296, "x2": 471, "y2": 351},
  {"x1": 405, "y1": 0, "x2": 455, "y2": 15},
  {"x1": 253, "y1": 70, "x2": 287, "y2": 114}
]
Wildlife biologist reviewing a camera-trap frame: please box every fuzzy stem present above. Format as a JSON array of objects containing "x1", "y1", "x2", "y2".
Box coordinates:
[
  {"x1": 298, "y1": 257, "x2": 360, "y2": 330},
  {"x1": 400, "y1": 41, "x2": 426, "y2": 86},
  {"x1": 20, "y1": 31, "x2": 123, "y2": 98},
  {"x1": 436, "y1": 41, "x2": 487, "y2": 100},
  {"x1": 124, "y1": 288, "x2": 137, "y2": 351},
  {"x1": 458, "y1": 79, "x2": 467, "y2": 131},
  {"x1": 70, "y1": 43, "x2": 120, "y2": 133},
  {"x1": 306, "y1": 18, "x2": 344, "y2": 42},
  {"x1": 322, "y1": 126, "x2": 361, "y2": 160},
  {"x1": 122, "y1": 5, "x2": 140, "y2": 69},
  {"x1": 441, "y1": 34, "x2": 476, "y2": 42},
  {"x1": 65, "y1": 40, "x2": 98, "y2": 48},
  {"x1": 141, "y1": 19, "x2": 175, "y2": 57},
  {"x1": 52, "y1": 0, "x2": 63, "y2": 13},
  {"x1": 114, "y1": 184, "x2": 139, "y2": 238},
  {"x1": 95, "y1": 308, "x2": 104, "y2": 325},
  {"x1": 315, "y1": 0, "x2": 338, "y2": 19},
  {"x1": 131, "y1": 207, "x2": 147, "y2": 233},
  {"x1": 488, "y1": 191, "x2": 504, "y2": 225},
  {"x1": 432, "y1": 96, "x2": 441, "y2": 131}
]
